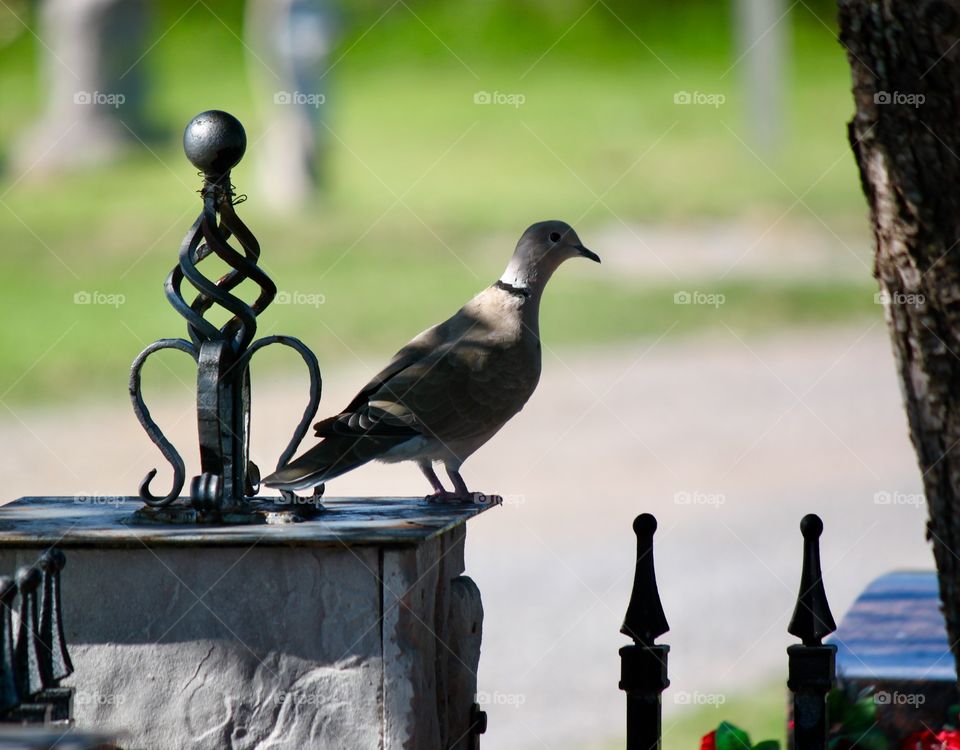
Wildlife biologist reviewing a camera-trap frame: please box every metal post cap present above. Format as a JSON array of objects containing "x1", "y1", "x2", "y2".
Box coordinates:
[
  {"x1": 633, "y1": 513, "x2": 657, "y2": 537},
  {"x1": 800, "y1": 513, "x2": 824, "y2": 538},
  {"x1": 183, "y1": 110, "x2": 246, "y2": 177}
]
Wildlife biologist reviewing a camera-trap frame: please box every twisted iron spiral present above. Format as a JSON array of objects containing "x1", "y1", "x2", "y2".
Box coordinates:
[{"x1": 130, "y1": 111, "x2": 321, "y2": 511}]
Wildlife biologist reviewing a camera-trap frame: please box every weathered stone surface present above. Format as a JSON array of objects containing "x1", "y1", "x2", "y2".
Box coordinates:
[
  {"x1": 0, "y1": 496, "x2": 492, "y2": 548},
  {"x1": 0, "y1": 499, "x2": 490, "y2": 749},
  {"x1": 443, "y1": 576, "x2": 483, "y2": 750},
  {"x1": 381, "y1": 527, "x2": 480, "y2": 750}
]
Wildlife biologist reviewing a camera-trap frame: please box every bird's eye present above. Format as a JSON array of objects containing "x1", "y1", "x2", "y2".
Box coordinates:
[{"x1": 549, "y1": 232, "x2": 561, "y2": 243}]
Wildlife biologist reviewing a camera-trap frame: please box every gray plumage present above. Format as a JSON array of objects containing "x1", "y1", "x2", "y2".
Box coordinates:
[{"x1": 262, "y1": 220, "x2": 599, "y2": 501}]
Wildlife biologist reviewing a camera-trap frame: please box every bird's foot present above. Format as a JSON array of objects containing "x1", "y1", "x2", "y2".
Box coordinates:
[
  {"x1": 424, "y1": 490, "x2": 460, "y2": 504},
  {"x1": 424, "y1": 491, "x2": 502, "y2": 506}
]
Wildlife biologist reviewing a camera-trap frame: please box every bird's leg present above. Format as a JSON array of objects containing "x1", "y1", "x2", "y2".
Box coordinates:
[
  {"x1": 446, "y1": 467, "x2": 470, "y2": 499},
  {"x1": 444, "y1": 467, "x2": 502, "y2": 505},
  {"x1": 419, "y1": 462, "x2": 450, "y2": 502}
]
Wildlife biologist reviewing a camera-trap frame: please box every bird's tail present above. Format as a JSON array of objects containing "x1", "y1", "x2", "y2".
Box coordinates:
[{"x1": 262, "y1": 435, "x2": 393, "y2": 492}]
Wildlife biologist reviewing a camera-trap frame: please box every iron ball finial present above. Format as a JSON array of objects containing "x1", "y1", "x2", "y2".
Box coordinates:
[{"x1": 183, "y1": 110, "x2": 246, "y2": 179}]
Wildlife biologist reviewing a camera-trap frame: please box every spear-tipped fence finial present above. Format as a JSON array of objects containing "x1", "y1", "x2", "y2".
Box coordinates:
[
  {"x1": 619, "y1": 513, "x2": 670, "y2": 750},
  {"x1": 787, "y1": 513, "x2": 838, "y2": 750},
  {"x1": 38, "y1": 549, "x2": 72, "y2": 685},
  {"x1": 787, "y1": 514, "x2": 837, "y2": 646},
  {"x1": 13, "y1": 567, "x2": 43, "y2": 699},
  {"x1": 621, "y1": 513, "x2": 669, "y2": 646}
]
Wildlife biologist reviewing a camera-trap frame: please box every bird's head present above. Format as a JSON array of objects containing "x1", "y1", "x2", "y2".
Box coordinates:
[{"x1": 501, "y1": 220, "x2": 600, "y2": 291}]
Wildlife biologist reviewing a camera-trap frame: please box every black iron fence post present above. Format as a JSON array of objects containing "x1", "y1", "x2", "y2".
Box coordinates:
[
  {"x1": 0, "y1": 576, "x2": 18, "y2": 714},
  {"x1": 36, "y1": 549, "x2": 73, "y2": 722},
  {"x1": 37, "y1": 549, "x2": 72, "y2": 687},
  {"x1": 786, "y1": 514, "x2": 837, "y2": 750},
  {"x1": 13, "y1": 566, "x2": 43, "y2": 703},
  {"x1": 0, "y1": 549, "x2": 75, "y2": 725},
  {"x1": 619, "y1": 514, "x2": 670, "y2": 750}
]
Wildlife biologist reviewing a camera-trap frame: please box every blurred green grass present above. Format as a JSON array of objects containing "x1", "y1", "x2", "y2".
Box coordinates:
[{"x1": 0, "y1": 0, "x2": 876, "y2": 405}]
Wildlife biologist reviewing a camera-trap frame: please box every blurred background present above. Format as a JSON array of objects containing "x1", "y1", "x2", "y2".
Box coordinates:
[{"x1": 0, "y1": 1, "x2": 936, "y2": 748}]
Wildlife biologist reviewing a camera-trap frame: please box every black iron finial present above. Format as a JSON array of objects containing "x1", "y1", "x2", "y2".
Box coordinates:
[
  {"x1": 0, "y1": 552, "x2": 76, "y2": 725},
  {"x1": 37, "y1": 549, "x2": 72, "y2": 684},
  {"x1": 787, "y1": 514, "x2": 837, "y2": 646},
  {"x1": 787, "y1": 514, "x2": 838, "y2": 750},
  {"x1": 13, "y1": 567, "x2": 43, "y2": 698},
  {"x1": 619, "y1": 513, "x2": 670, "y2": 750},
  {"x1": 183, "y1": 110, "x2": 246, "y2": 181},
  {"x1": 0, "y1": 577, "x2": 19, "y2": 713},
  {"x1": 621, "y1": 513, "x2": 669, "y2": 646},
  {"x1": 130, "y1": 110, "x2": 322, "y2": 521}
]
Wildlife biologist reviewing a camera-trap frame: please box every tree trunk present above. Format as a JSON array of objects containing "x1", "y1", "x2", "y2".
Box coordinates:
[{"x1": 837, "y1": 0, "x2": 960, "y2": 677}]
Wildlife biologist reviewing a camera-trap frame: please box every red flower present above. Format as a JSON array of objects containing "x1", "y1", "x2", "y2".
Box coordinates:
[
  {"x1": 700, "y1": 730, "x2": 717, "y2": 750},
  {"x1": 901, "y1": 730, "x2": 941, "y2": 750},
  {"x1": 937, "y1": 731, "x2": 960, "y2": 750}
]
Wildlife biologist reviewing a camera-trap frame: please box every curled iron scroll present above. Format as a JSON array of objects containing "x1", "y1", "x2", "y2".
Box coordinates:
[
  {"x1": 237, "y1": 335, "x2": 322, "y2": 493},
  {"x1": 129, "y1": 338, "x2": 199, "y2": 506}
]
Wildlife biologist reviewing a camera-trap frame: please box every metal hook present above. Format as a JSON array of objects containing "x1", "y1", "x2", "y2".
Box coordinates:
[{"x1": 129, "y1": 339, "x2": 199, "y2": 506}]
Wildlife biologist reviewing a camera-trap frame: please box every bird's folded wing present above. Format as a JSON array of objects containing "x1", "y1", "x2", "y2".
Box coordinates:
[
  {"x1": 312, "y1": 292, "x2": 537, "y2": 444},
  {"x1": 312, "y1": 322, "x2": 444, "y2": 438},
  {"x1": 367, "y1": 339, "x2": 538, "y2": 443},
  {"x1": 338, "y1": 325, "x2": 442, "y2": 414}
]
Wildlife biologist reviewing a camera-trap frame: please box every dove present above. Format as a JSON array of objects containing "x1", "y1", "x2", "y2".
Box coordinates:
[{"x1": 262, "y1": 220, "x2": 600, "y2": 502}]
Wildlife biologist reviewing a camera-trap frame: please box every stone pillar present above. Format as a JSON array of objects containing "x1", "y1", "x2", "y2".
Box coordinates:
[{"x1": 0, "y1": 496, "x2": 490, "y2": 749}]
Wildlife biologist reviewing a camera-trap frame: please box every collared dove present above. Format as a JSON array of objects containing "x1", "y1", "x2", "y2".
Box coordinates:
[{"x1": 262, "y1": 220, "x2": 600, "y2": 501}]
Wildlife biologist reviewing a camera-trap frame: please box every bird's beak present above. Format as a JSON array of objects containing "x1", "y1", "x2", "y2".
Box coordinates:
[{"x1": 576, "y1": 244, "x2": 601, "y2": 263}]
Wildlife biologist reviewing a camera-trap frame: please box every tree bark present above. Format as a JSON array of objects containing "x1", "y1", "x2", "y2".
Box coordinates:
[{"x1": 838, "y1": 0, "x2": 960, "y2": 676}]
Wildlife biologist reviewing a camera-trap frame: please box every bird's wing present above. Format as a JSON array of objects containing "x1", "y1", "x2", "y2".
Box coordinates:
[
  {"x1": 315, "y1": 288, "x2": 539, "y2": 445},
  {"x1": 366, "y1": 317, "x2": 540, "y2": 444},
  {"x1": 374, "y1": 348, "x2": 536, "y2": 444},
  {"x1": 312, "y1": 320, "x2": 446, "y2": 438},
  {"x1": 345, "y1": 324, "x2": 443, "y2": 411}
]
